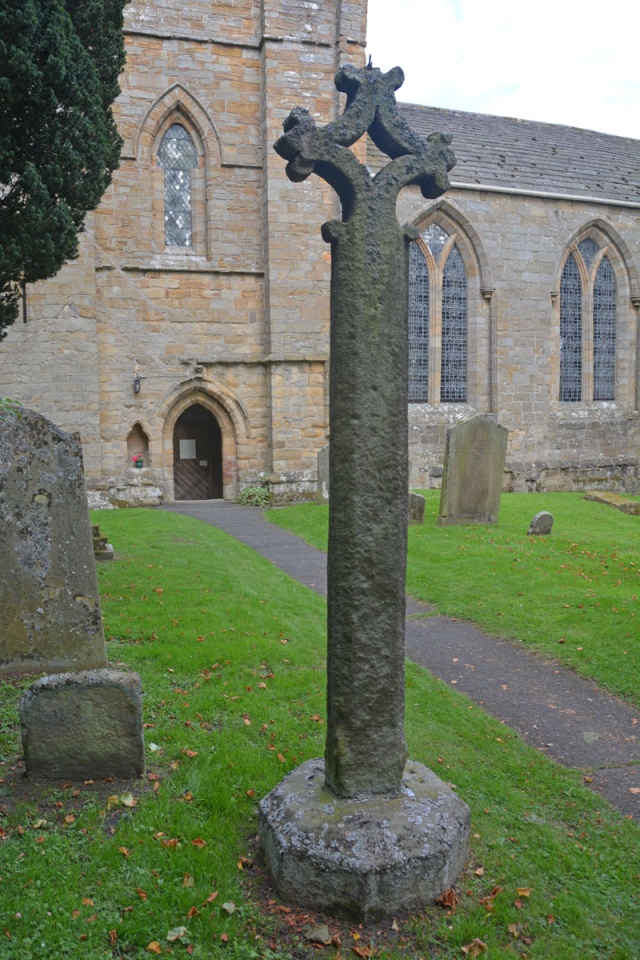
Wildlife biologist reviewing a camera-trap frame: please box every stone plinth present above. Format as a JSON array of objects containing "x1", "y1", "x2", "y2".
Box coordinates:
[
  {"x1": 0, "y1": 408, "x2": 107, "y2": 675},
  {"x1": 439, "y1": 415, "x2": 508, "y2": 526},
  {"x1": 259, "y1": 758, "x2": 470, "y2": 922},
  {"x1": 19, "y1": 670, "x2": 145, "y2": 780}
]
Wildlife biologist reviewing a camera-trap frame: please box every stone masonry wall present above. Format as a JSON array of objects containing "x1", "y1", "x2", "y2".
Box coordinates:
[{"x1": 395, "y1": 186, "x2": 640, "y2": 492}]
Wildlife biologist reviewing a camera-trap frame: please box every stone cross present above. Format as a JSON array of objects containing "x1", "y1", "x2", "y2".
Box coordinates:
[{"x1": 275, "y1": 64, "x2": 455, "y2": 797}]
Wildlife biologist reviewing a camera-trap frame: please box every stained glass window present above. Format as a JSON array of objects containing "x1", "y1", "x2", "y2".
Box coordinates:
[
  {"x1": 408, "y1": 243, "x2": 430, "y2": 401},
  {"x1": 593, "y1": 257, "x2": 616, "y2": 400},
  {"x1": 157, "y1": 124, "x2": 198, "y2": 247},
  {"x1": 559, "y1": 253, "x2": 582, "y2": 401},
  {"x1": 440, "y1": 245, "x2": 467, "y2": 402}
]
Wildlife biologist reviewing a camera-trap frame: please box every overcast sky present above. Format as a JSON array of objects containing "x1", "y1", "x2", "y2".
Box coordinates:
[{"x1": 366, "y1": 0, "x2": 640, "y2": 140}]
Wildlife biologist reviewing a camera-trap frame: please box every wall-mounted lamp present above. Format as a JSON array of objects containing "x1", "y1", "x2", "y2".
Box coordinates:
[{"x1": 133, "y1": 361, "x2": 146, "y2": 395}]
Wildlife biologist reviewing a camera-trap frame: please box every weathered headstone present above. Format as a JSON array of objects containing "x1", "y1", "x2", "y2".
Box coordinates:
[
  {"x1": 259, "y1": 63, "x2": 470, "y2": 920},
  {"x1": 527, "y1": 511, "x2": 554, "y2": 535},
  {"x1": 0, "y1": 408, "x2": 107, "y2": 675},
  {"x1": 584, "y1": 490, "x2": 640, "y2": 516},
  {"x1": 316, "y1": 444, "x2": 329, "y2": 504},
  {"x1": 438, "y1": 415, "x2": 508, "y2": 526},
  {"x1": 19, "y1": 670, "x2": 145, "y2": 780},
  {"x1": 408, "y1": 492, "x2": 426, "y2": 525}
]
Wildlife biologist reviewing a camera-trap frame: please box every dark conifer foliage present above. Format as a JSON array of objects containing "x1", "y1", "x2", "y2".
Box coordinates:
[{"x1": 0, "y1": 0, "x2": 128, "y2": 336}]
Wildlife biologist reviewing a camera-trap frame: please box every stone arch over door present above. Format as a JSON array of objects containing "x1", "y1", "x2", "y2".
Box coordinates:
[{"x1": 161, "y1": 387, "x2": 240, "y2": 501}]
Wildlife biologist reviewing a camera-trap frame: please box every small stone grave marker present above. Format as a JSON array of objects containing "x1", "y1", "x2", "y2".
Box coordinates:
[
  {"x1": 528, "y1": 511, "x2": 553, "y2": 535},
  {"x1": 439, "y1": 415, "x2": 508, "y2": 526},
  {"x1": 408, "y1": 491, "x2": 425, "y2": 525},
  {"x1": 19, "y1": 670, "x2": 145, "y2": 780}
]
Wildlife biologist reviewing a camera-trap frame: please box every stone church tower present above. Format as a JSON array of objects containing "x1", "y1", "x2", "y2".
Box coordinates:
[{"x1": 0, "y1": 0, "x2": 366, "y2": 505}]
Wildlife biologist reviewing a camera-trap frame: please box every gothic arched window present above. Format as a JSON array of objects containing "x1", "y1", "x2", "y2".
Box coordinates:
[
  {"x1": 157, "y1": 124, "x2": 198, "y2": 248},
  {"x1": 408, "y1": 223, "x2": 468, "y2": 404},
  {"x1": 559, "y1": 237, "x2": 617, "y2": 402}
]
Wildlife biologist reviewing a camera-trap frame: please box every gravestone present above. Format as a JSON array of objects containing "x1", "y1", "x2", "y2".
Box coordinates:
[
  {"x1": 19, "y1": 670, "x2": 145, "y2": 779},
  {"x1": 259, "y1": 63, "x2": 470, "y2": 920},
  {"x1": 438, "y1": 415, "x2": 508, "y2": 526},
  {"x1": 408, "y1": 492, "x2": 426, "y2": 525},
  {"x1": 528, "y1": 511, "x2": 554, "y2": 535},
  {"x1": 0, "y1": 408, "x2": 107, "y2": 675},
  {"x1": 316, "y1": 444, "x2": 329, "y2": 504}
]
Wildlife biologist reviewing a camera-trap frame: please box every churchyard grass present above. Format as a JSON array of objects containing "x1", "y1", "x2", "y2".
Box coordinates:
[
  {"x1": 0, "y1": 508, "x2": 638, "y2": 958},
  {"x1": 268, "y1": 491, "x2": 640, "y2": 708}
]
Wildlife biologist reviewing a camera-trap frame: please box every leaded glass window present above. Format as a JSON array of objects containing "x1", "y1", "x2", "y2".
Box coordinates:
[
  {"x1": 157, "y1": 124, "x2": 198, "y2": 247},
  {"x1": 408, "y1": 243, "x2": 430, "y2": 401},
  {"x1": 593, "y1": 256, "x2": 616, "y2": 400},
  {"x1": 424, "y1": 223, "x2": 448, "y2": 261},
  {"x1": 577, "y1": 238, "x2": 598, "y2": 270},
  {"x1": 559, "y1": 253, "x2": 582, "y2": 401},
  {"x1": 440, "y1": 245, "x2": 467, "y2": 402}
]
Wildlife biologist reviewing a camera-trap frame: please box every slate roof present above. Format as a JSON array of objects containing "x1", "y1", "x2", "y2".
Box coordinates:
[{"x1": 387, "y1": 103, "x2": 640, "y2": 205}]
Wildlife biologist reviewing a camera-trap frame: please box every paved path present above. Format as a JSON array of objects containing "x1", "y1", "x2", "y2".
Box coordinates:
[{"x1": 163, "y1": 500, "x2": 640, "y2": 818}]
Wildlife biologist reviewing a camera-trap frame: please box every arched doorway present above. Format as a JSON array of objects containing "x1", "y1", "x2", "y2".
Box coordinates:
[{"x1": 173, "y1": 403, "x2": 223, "y2": 500}]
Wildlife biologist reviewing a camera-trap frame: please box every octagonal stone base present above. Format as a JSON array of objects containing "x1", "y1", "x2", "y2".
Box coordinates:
[{"x1": 258, "y1": 758, "x2": 471, "y2": 921}]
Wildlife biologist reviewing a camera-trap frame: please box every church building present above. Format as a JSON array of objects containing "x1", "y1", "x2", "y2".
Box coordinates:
[{"x1": 1, "y1": 0, "x2": 638, "y2": 504}]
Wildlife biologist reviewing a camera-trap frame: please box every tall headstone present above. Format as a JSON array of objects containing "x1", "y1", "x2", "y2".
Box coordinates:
[
  {"x1": 0, "y1": 409, "x2": 107, "y2": 675},
  {"x1": 438, "y1": 415, "x2": 508, "y2": 526},
  {"x1": 259, "y1": 64, "x2": 470, "y2": 920}
]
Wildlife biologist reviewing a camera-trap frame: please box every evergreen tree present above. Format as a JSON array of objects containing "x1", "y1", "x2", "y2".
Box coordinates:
[{"x1": 0, "y1": 0, "x2": 128, "y2": 337}]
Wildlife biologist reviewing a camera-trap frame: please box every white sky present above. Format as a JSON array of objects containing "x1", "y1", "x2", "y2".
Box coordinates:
[{"x1": 366, "y1": 0, "x2": 640, "y2": 140}]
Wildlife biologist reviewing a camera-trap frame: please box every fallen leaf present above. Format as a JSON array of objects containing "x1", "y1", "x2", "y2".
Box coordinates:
[
  {"x1": 514, "y1": 898, "x2": 525, "y2": 910},
  {"x1": 72, "y1": 909, "x2": 80, "y2": 919},
  {"x1": 352, "y1": 946, "x2": 372, "y2": 959},
  {"x1": 391, "y1": 919, "x2": 399, "y2": 932},
  {"x1": 119, "y1": 847, "x2": 131, "y2": 857},
  {"x1": 220, "y1": 933, "x2": 229, "y2": 943},
  {"x1": 517, "y1": 887, "x2": 531, "y2": 897},
  {"x1": 183, "y1": 874, "x2": 194, "y2": 888},
  {"x1": 630, "y1": 788, "x2": 640, "y2": 795},
  {"x1": 108, "y1": 929, "x2": 118, "y2": 945},
  {"x1": 474, "y1": 867, "x2": 484, "y2": 877},
  {"x1": 82, "y1": 898, "x2": 94, "y2": 907},
  {"x1": 246, "y1": 789, "x2": 256, "y2": 798},
  {"x1": 191, "y1": 838, "x2": 207, "y2": 848},
  {"x1": 135, "y1": 888, "x2": 148, "y2": 901},
  {"x1": 221, "y1": 902, "x2": 236, "y2": 915},
  {"x1": 121, "y1": 793, "x2": 137, "y2": 808},
  {"x1": 203, "y1": 891, "x2": 219, "y2": 905},
  {"x1": 186, "y1": 906, "x2": 200, "y2": 919},
  {"x1": 166, "y1": 926, "x2": 188, "y2": 942},
  {"x1": 461, "y1": 939, "x2": 488, "y2": 957},
  {"x1": 507, "y1": 923, "x2": 522, "y2": 938},
  {"x1": 237, "y1": 856, "x2": 253, "y2": 870},
  {"x1": 182, "y1": 749, "x2": 198, "y2": 758},
  {"x1": 146, "y1": 942, "x2": 162, "y2": 954},
  {"x1": 161, "y1": 838, "x2": 179, "y2": 850},
  {"x1": 277, "y1": 753, "x2": 286, "y2": 763},
  {"x1": 63, "y1": 815, "x2": 75, "y2": 825},
  {"x1": 435, "y1": 888, "x2": 458, "y2": 910}
]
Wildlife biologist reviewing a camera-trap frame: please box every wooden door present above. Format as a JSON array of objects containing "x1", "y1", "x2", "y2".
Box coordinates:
[{"x1": 173, "y1": 405, "x2": 223, "y2": 500}]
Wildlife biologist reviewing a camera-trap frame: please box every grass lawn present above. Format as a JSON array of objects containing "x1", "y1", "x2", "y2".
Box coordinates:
[
  {"x1": 267, "y1": 492, "x2": 640, "y2": 708},
  {"x1": 0, "y1": 508, "x2": 637, "y2": 959}
]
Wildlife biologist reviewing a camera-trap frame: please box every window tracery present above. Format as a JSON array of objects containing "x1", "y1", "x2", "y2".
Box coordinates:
[
  {"x1": 408, "y1": 223, "x2": 468, "y2": 404},
  {"x1": 559, "y1": 237, "x2": 617, "y2": 402}
]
